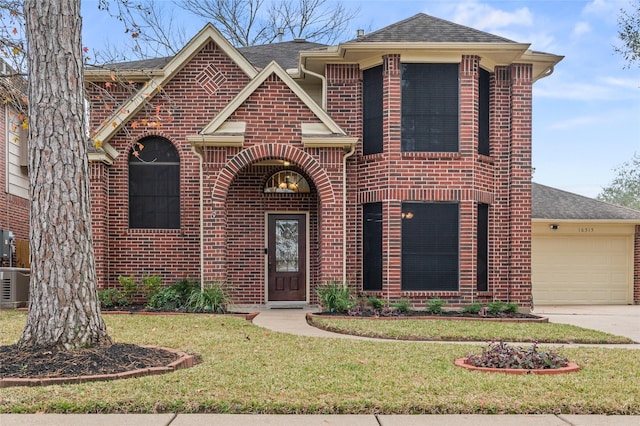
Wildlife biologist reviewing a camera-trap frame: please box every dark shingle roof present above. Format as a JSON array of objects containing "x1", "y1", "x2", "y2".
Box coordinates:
[
  {"x1": 91, "y1": 56, "x2": 174, "y2": 71},
  {"x1": 351, "y1": 13, "x2": 516, "y2": 43},
  {"x1": 238, "y1": 40, "x2": 328, "y2": 69},
  {"x1": 532, "y1": 182, "x2": 640, "y2": 221}
]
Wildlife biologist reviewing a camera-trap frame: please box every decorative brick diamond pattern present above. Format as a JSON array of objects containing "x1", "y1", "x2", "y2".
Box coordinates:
[{"x1": 196, "y1": 64, "x2": 226, "y2": 95}]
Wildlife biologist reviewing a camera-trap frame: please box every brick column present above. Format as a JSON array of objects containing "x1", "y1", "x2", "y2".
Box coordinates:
[
  {"x1": 508, "y1": 63, "x2": 533, "y2": 307},
  {"x1": 634, "y1": 225, "x2": 640, "y2": 304},
  {"x1": 89, "y1": 161, "x2": 108, "y2": 289}
]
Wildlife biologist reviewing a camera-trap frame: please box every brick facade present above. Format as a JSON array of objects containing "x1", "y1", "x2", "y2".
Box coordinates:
[{"x1": 77, "y1": 17, "x2": 638, "y2": 308}]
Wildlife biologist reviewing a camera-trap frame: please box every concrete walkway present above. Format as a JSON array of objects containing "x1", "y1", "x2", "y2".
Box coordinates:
[{"x1": 2, "y1": 305, "x2": 639, "y2": 425}]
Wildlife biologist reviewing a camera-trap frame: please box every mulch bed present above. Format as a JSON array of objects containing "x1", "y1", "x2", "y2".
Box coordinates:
[
  {"x1": 0, "y1": 343, "x2": 180, "y2": 379},
  {"x1": 313, "y1": 310, "x2": 542, "y2": 319}
]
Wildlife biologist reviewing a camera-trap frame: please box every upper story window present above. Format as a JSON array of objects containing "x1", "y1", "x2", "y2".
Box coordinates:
[
  {"x1": 478, "y1": 68, "x2": 491, "y2": 156},
  {"x1": 264, "y1": 170, "x2": 310, "y2": 193},
  {"x1": 128, "y1": 136, "x2": 180, "y2": 229},
  {"x1": 362, "y1": 65, "x2": 383, "y2": 155},
  {"x1": 401, "y1": 63, "x2": 459, "y2": 153}
]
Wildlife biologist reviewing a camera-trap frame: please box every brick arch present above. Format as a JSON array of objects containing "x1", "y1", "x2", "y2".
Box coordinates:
[
  {"x1": 126, "y1": 133, "x2": 182, "y2": 161},
  {"x1": 212, "y1": 144, "x2": 336, "y2": 204}
]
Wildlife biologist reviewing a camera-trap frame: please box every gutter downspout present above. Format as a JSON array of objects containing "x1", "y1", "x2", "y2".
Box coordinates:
[
  {"x1": 342, "y1": 144, "x2": 356, "y2": 284},
  {"x1": 190, "y1": 144, "x2": 205, "y2": 290},
  {"x1": 300, "y1": 62, "x2": 327, "y2": 109}
]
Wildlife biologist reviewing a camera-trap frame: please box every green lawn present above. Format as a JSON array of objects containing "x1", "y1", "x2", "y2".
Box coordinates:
[
  {"x1": 1, "y1": 310, "x2": 639, "y2": 414},
  {"x1": 306, "y1": 315, "x2": 634, "y2": 344}
]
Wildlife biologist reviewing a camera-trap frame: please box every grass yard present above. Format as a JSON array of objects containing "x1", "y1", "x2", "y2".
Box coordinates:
[
  {"x1": 1, "y1": 310, "x2": 639, "y2": 414},
  {"x1": 306, "y1": 316, "x2": 634, "y2": 344}
]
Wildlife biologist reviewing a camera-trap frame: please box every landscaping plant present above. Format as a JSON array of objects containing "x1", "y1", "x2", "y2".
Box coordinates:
[
  {"x1": 392, "y1": 298, "x2": 411, "y2": 314},
  {"x1": 425, "y1": 298, "x2": 444, "y2": 315},
  {"x1": 186, "y1": 281, "x2": 231, "y2": 313},
  {"x1": 97, "y1": 288, "x2": 126, "y2": 309},
  {"x1": 316, "y1": 281, "x2": 355, "y2": 313},
  {"x1": 465, "y1": 340, "x2": 570, "y2": 370},
  {"x1": 461, "y1": 302, "x2": 484, "y2": 315}
]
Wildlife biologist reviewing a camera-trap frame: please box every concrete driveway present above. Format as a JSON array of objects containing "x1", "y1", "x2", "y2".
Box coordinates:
[{"x1": 533, "y1": 305, "x2": 640, "y2": 343}]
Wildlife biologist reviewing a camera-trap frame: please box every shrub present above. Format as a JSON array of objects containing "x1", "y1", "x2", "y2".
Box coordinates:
[
  {"x1": 98, "y1": 288, "x2": 126, "y2": 308},
  {"x1": 462, "y1": 302, "x2": 484, "y2": 315},
  {"x1": 392, "y1": 298, "x2": 411, "y2": 314},
  {"x1": 146, "y1": 287, "x2": 182, "y2": 311},
  {"x1": 486, "y1": 301, "x2": 506, "y2": 316},
  {"x1": 141, "y1": 275, "x2": 162, "y2": 299},
  {"x1": 425, "y1": 298, "x2": 444, "y2": 315},
  {"x1": 504, "y1": 302, "x2": 519, "y2": 314},
  {"x1": 117, "y1": 275, "x2": 136, "y2": 305},
  {"x1": 186, "y1": 281, "x2": 231, "y2": 313},
  {"x1": 367, "y1": 295, "x2": 385, "y2": 311},
  {"x1": 465, "y1": 341, "x2": 569, "y2": 370},
  {"x1": 316, "y1": 281, "x2": 354, "y2": 313},
  {"x1": 171, "y1": 279, "x2": 200, "y2": 304}
]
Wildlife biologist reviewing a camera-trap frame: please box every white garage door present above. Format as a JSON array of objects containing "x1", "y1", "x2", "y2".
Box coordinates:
[{"x1": 532, "y1": 235, "x2": 632, "y2": 305}]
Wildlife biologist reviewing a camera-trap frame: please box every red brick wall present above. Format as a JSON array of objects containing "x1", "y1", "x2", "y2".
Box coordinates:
[{"x1": 635, "y1": 225, "x2": 640, "y2": 304}]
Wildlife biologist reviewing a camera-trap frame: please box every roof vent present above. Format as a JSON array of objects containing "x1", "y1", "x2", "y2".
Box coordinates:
[
  {"x1": 293, "y1": 38, "x2": 306, "y2": 43},
  {"x1": 357, "y1": 29, "x2": 365, "y2": 38}
]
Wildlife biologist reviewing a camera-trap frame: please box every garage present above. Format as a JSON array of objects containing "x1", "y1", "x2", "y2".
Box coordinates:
[{"x1": 532, "y1": 183, "x2": 640, "y2": 305}]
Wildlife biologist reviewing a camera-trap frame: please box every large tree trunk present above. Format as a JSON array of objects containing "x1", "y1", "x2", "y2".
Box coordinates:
[{"x1": 19, "y1": 0, "x2": 111, "y2": 349}]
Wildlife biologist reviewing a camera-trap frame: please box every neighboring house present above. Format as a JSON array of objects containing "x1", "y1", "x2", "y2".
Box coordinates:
[
  {"x1": 532, "y1": 183, "x2": 640, "y2": 305},
  {"x1": 0, "y1": 59, "x2": 30, "y2": 267},
  {"x1": 83, "y1": 13, "x2": 565, "y2": 308}
]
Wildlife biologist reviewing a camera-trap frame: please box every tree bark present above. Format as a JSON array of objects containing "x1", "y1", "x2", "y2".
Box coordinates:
[{"x1": 19, "y1": 0, "x2": 111, "y2": 349}]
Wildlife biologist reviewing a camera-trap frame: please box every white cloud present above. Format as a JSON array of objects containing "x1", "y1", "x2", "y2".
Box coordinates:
[
  {"x1": 452, "y1": 1, "x2": 533, "y2": 32},
  {"x1": 571, "y1": 22, "x2": 591, "y2": 39}
]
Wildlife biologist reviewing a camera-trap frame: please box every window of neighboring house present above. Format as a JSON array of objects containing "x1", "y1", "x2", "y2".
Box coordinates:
[
  {"x1": 362, "y1": 202, "x2": 383, "y2": 291},
  {"x1": 362, "y1": 65, "x2": 383, "y2": 155},
  {"x1": 128, "y1": 136, "x2": 180, "y2": 229},
  {"x1": 401, "y1": 63, "x2": 459, "y2": 152},
  {"x1": 478, "y1": 68, "x2": 490, "y2": 156},
  {"x1": 5, "y1": 107, "x2": 29, "y2": 199},
  {"x1": 477, "y1": 203, "x2": 489, "y2": 291},
  {"x1": 401, "y1": 202, "x2": 459, "y2": 291}
]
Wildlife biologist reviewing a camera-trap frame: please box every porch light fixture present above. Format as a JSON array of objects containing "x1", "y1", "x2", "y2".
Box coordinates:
[
  {"x1": 549, "y1": 224, "x2": 559, "y2": 230},
  {"x1": 401, "y1": 211, "x2": 414, "y2": 220}
]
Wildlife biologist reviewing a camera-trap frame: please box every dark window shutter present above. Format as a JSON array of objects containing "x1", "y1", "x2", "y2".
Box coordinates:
[
  {"x1": 477, "y1": 203, "x2": 489, "y2": 291},
  {"x1": 478, "y1": 69, "x2": 490, "y2": 156},
  {"x1": 363, "y1": 66, "x2": 383, "y2": 155},
  {"x1": 129, "y1": 137, "x2": 180, "y2": 229},
  {"x1": 401, "y1": 63, "x2": 459, "y2": 152},
  {"x1": 363, "y1": 203, "x2": 383, "y2": 291},
  {"x1": 401, "y1": 202, "x2": 459, "y2": 291}
]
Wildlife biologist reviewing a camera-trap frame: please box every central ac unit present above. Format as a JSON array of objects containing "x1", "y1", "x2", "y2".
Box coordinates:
[{"x1": 0, "y1": 268, "x2": 30, "y2": 309}]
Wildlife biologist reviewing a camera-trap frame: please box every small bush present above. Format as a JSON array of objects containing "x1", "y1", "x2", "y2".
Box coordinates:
[
  {"x1": 425, "y1": 298, "x2": 444, "y2": 315},
  {"x1": 392, "y1": 298, "x2": 411, "y2": 314},
  {"x1": 141, "y1": 275, "x2": 162, "y2": 299},
  {"x1": 465, "y1": 341, "x2": 569, "y2": 370},
  {"x1": 117, "y1": 275, "x2": 136, "y2": 304},
  {"x1": 486, "y1": 301, "x2": 506, "y2": 316},
  {"x1": 462, "y1": 302, "x2": 484, "y2": 315},
  {"x1": 316, "y1": 281, "x2": 354, "y2": 313},
  {"x1": 367, "y1": 295, "x2": 385, "y2": 311},
  {"x1": 186, "y1": 281, "x2": 231, "y2": 313},
  {"x1": 172, "y1": 279, "x2": 200, "y2": 304},
  {"x1": 98, "y1": 288, "x2": 126, "y2": 308},
  {"x1": 504, "y1": 302, "x2": 519, "y2": 314},
  {"x1": 146, "y1": 287, "x2": 182, "y2": 311}
]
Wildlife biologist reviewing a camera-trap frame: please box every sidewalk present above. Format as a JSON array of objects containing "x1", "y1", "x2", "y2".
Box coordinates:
[{"x1": 3, "y1": 413, "x2": 640, "y2": 425}]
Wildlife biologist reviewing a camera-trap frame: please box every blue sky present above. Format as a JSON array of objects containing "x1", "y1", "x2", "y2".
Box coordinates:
[{"x1": 81, "y1": 0, "x2": 640, "y2": 198}]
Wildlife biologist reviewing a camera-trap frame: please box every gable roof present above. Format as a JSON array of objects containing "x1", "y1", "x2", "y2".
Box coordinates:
[
  {"x1": 188, "y1": 61, "x2": 357, "y2": 149},
  {"x1": 238, "y1": 40, "x2": 328, "y2": 70},
  {"x1": 88, "y1": 23, "x2": 257, "y2": 158},
  {"x1": 532, "y1": 182, "x2": 640, "y2": 222},
  {"x1": 351, "y1": 13, "x2": 515, "y2": 44}
]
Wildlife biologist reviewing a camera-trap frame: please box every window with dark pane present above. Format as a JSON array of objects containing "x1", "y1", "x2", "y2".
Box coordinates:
[
  {"x1": 129, "y1": 137, "x2": 180, "y2": 229},
  {"x1": 401, "y1": 63, "x2": 459, "y2": 152},
  {"x1": 477, "y1": 203, "x2": 489, "y2": 291},
  {"x1": 478, "y1": 68, "x2": 490, "y2": 156},
  {"x1": 401, "y1": 202, "x2": 459, "y2": 291},
  {"x1": 363, "y1": 65, "x2": 383, "y2": 155},
  {"x1": 363, "y1": 203, "x2": 383, "y2": 291}
]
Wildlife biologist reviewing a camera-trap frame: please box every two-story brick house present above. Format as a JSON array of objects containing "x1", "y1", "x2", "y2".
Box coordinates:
[{"x1": 85, "y1": 13, "x2": 564, "y2": 308}]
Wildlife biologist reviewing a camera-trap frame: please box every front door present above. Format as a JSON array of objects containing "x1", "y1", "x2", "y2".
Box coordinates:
[{"x1": 267, "y1": 214, "x2": 307, "y2": 301}]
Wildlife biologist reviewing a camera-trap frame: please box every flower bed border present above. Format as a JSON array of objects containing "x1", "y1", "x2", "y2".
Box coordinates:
[
  {"x1": 306, "y1": 312, "x2": 548, "y2": 323},
  {"x1": 454, "y1": 357, "x2": 580, "y2": 375}
]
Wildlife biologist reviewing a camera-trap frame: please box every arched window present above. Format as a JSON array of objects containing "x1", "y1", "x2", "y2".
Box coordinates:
[
  {"x1": 264, "y1": 170, "x2": 310, "y2": 193},
  {"x1": 128, "y1": 137, "x2": 180, "y2": 229}
]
